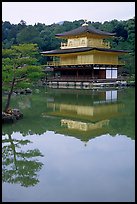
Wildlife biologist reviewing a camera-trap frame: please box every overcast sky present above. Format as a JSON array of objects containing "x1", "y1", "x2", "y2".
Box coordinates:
[{"x1": 2, "y1": 2, "x2": 135, "y2": 25}]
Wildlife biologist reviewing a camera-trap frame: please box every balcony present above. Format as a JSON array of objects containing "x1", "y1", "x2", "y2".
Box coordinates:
[
  {"x1": 61, "y1": 42, "x2": 87, "y2": 49},
  {"x1": 60, "y1": 40, "x2": 110, "y2": 49}
]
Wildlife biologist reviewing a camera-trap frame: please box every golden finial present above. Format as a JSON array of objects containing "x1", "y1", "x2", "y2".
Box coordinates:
[{"x1": 82, "y1": 19, "x2": 88, "y2": 26}]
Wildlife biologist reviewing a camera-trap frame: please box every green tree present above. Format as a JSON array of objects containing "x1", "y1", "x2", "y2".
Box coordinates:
[
  {"x1": 16, "y1": 25, "x2": 40, "y2": 44},
  {"x1": 2, "y1": 43, "x2": 44, "y2": 113}
]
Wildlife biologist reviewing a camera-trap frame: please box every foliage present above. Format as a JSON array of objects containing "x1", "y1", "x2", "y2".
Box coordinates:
[
  {"x1": 2, "y1": 43, "x2": 45, "y2": 111},
  {"x1": 2, "y1": 43, "x2": 44, "y2": 87}
]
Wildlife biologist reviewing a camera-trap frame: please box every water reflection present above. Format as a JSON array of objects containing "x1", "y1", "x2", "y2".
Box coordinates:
[
  {"x1": 45, "y1": 88, "x2": 134, "y2": 141},
  {"x1": 2, "y1": 132, "x2": 135, "y2": 202},
  {"x1": 61, "y1": 118, "x2": 110, "y2": 131},
  {"x1": 2, "y1": 87, "x2": 135, "y2": 141},
  {"x1": 2, "y1": 132, "x2": 44, "y2": 187},
  {"x1": 2, "y1": 87, "x2": 135, "y2": 202}
]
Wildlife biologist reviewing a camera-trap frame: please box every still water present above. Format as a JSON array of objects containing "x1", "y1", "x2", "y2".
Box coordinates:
[{"x1": 2, "y1": 87, "x2": 135, "y2": 202}]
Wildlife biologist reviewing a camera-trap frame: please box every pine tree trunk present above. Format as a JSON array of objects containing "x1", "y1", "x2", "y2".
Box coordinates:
[{"x1": 4, "y1": 77, "x2": 16, "y2": 113}]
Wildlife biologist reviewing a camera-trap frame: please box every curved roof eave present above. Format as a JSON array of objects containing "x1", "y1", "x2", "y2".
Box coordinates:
[
  {"x1": 55, "y1": 25, "x2": 116, "y2": 38},
  {"x1": 41, "y1": 47, "x2": 129, "y2": 55}
]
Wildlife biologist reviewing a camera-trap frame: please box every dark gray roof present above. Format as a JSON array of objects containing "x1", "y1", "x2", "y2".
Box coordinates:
[
  {"x1": 55, "y1": 25, "x2": 116, "y2": 38},
  {"x1": 41, "y1": 47, "x2": 129, "y2": 55}
]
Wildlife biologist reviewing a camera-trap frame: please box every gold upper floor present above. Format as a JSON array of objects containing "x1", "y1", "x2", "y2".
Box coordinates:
[{"x1": 60, "y1": 36, "x2": 110, "y2": 49}]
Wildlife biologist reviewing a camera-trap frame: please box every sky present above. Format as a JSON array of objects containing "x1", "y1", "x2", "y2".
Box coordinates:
[{"x1": 2, "y1": 2, "x2": 135, "y2": 25}]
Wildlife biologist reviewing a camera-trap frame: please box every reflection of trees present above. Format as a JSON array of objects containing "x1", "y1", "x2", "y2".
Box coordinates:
[
  {"x1": 2, "y1": 88, "x2": 135, "y2": 140},
  {"x1": 2, "y1": 133, "x2": 44, "y2": 187}
]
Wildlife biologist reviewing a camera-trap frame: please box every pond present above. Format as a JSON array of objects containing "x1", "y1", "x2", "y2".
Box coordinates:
[{"x1": 2, "y1": 87, "x2": 135, "y2": 202}]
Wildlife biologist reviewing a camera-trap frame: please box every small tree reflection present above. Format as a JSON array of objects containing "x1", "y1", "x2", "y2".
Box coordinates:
[{"x1": 2, "y1": 133, "x2": 44, "y2": 187}]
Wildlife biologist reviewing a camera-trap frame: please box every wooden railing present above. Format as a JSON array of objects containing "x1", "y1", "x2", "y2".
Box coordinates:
[
  {"x1": 61, "y1": 42, "x2": 87, "y2": 49},
  {"x1": 47, "y1": 61, "x2": 60, "y2": 66},
  {"x1": 87, "y1": 41, "x2": 110, "y2": 49},
  {"x1": 60, "y1": 41, "x2": 110, "y2": 49}
]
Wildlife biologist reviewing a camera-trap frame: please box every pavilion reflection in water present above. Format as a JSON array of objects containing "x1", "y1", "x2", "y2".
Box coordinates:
[
  {"x1": 61, "y1": 118, "x2": 109, "y2": 131},
  {"x1": 46, "y1": 89, "x2": 124, "y2": 141}
]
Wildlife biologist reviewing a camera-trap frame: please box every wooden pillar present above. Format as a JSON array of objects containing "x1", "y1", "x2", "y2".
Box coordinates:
[
  {"x1": 92, "y1": 65, "x2": 94, "y2": 79},
  {"x1": 76, "y1": 70, "x2": 79, "y2": 78}
]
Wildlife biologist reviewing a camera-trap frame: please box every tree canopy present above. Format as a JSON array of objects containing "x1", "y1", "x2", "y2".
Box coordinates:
[
  {"x1": 2, "y1": 18, "x2": 135, "y2": 74},
  {"x1": 2, "y1": 43, "x2": 45, "y2": 112}
]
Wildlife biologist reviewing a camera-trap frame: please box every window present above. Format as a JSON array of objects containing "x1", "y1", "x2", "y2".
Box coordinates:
[
  {"x1": 112, "y1": 69, "x2": 117, "y2": 78},
  {"x1": 106, "y1": 69, "x2": 111, "y2": 78}
]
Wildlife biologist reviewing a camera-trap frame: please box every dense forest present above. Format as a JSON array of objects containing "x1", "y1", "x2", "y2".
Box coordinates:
[{"x1": 2, "y1": 18, "x2": 135, "y2": 75}]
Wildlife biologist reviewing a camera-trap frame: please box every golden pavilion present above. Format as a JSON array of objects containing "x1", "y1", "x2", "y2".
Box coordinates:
[{"x1": 41, "y1": 20, "x2": 128, "y2": 87}]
